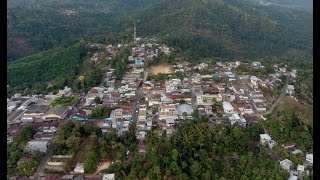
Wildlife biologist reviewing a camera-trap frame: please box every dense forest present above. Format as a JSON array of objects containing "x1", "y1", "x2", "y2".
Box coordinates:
[
  {"x1": 8, "y1": 0, "x2": 312, "y2": 61},
  {"x1": 7, "y1": 41, "x2": 105, "y2": 94},
  {"x1": 101, "y1": 118, "x2": 290, "y2": 179},
  {"x1": 49, "y1": 119, "x2": 291, "y2": 179}
]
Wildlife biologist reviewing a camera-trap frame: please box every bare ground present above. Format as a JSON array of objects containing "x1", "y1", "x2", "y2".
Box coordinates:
[{"x1": 149, "y1": 63, "x2": 174, "y2": 75}]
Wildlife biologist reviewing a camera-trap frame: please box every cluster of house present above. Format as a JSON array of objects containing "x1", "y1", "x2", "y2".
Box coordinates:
[
  {"x1": 7, "y1": 91, "x2": 73, "y2": 146},
  {"x1": 41, "y1": 173, "x2": 115, "y2": 180},
  {"x1": 89, "y1": 44, "x2": 121, "y2": 63},
  {"x1": 260, "y1": 134, "x2": 313, "y2": 180}
]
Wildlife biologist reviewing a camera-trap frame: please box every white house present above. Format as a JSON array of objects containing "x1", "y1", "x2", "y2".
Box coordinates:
[
  {"x1": 260, "y1": 134, "x2": 277, "y2": 149},
  {"x1": 25, "y1": 139, "x2": 49, "y2": 153},
  {"x1": 223, "y1": 101, "x2": 234, "y2": 113},
  {"x1": 74, "y1": 162, "x2": 84, "y2": 173},
  {"x1": 306, "y1": 153, "x2": 313, "y2": 164},
  {"x1": 103, "y1": 173, "x2": 115, "y2": 180},
  {"x1": 286, "y1": 85, "x2": 295, "y2": 95},
  {"x1": 280, "y1": 159, "x2": 292, "y2": 171},
  {"x1": 297, "y1": 164, "x2": 305, "y2": 176}
]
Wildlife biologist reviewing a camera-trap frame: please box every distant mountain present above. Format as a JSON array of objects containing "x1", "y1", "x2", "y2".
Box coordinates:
[
  {"x1": 256, "y1": 0, "x2": 312, "y2": 11},
  {"x1": 7, "y1": 0, "x2": 312, "y2": 61}
]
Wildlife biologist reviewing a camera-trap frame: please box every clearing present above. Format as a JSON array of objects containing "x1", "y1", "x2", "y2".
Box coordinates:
[{"x1": 149, "y1": 63, "x2": 174, "y2": 75}]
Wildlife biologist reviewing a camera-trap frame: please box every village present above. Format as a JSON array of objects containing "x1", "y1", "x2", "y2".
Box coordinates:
[{"x1": 7, "y1": 38, "x2": 312, "y2": 180}]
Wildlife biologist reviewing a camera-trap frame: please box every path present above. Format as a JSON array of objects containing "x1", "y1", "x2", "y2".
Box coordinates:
[
  {"x1": 264, "y1": 75, "x2": 289, "y2": 115},
  {"x1": 94, "y1": 161, "x2": 111, "y2": 175}
]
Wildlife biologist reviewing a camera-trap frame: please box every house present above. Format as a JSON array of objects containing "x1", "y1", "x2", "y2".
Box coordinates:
[
  {"x1": 74, "y1": 162, "x2": 85, "y2": 174},
  {"x1": 33, "y1": 132, "x2": 54, "y2": 140},
  {"x1": 288, "y1": 171, "x2": 298, "y2": 180},
  {"x1": 279, "y1": 67, "x2": 286, "y2": 73},
  {"x1": 255, "y1": 102, "x2": 267, "y2": 112},
  {"x1": 260, "y1": 134, "x2": 277, "y2": 149},
  {"x1": 197, "y1": 93, "x2": 222, "y2": 106},
  {"x1": 198, "y1": 105, "x2": 213, "y2": 116},
  {"x1": 306, "y1": 154, "x2": 313, "y2": 164},
  {"x1": 136, "y1": 130, "x2": 146, "y2": 140},
  {"x1": 223, "y1": 101, "x2": 234, "y2": 114},
  {"x1": 279, "y1": 159, "x2": 292, "y2": 171},
  {"x1": 297, "y1": 164, "x2": 305, "y2": 176},
  {"x1": 159, "y1": 105, "x2": 177, "y2": 120},
  {"x1": 57, "y1": 86, "x2": 72, "y2": 97},
  {"x1": 43, "y1": 105, "x2": 69, "y2": 120},
  {"x1": 286, "y1": 85, "x2": 295, "y2": 95},
  {"x1": 25, "y1": 139, "x2": 49, "y2": 153},
  {"x1": 102, "y1": 173, "x2": 115, "y2": 180},
  {"x1": 166, "y1": 119, "x2": 175, "y2": 127}
]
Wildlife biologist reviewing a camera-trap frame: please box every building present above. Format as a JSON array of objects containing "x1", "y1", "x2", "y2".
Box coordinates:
[
  {"x1": 103, "y1": 174, "x2": 115, "y2": 180},
  {"x1": 25, "y1": 139, "x2": 49, "y2": 153},
  {"x1": 260, "y1": 134, "x2": 277, "y2": 149},
  {"x1": 279, "y1": 159, "x2": 292, "y2": 171},
  {"x1": 306, "y1": 154, "x2": 313, "y2": 164},
  {"x1": 74, "y1": 162, "x2": 85, "y2": 174},
  {"x1": 197, "y1": 93, "x2": 222, "y2": 106},
  {"x1": 176, "y1": 104, "x2": 193, "y2": 119},
  {"x1": 159, "y1": 105, "x2": 177, "y2": 120},
  {"x1": 22, "y1": 104, "x2": 50, "y2": 119},
  {"x1": 286, "y1": 85, "x2": 295, "y2": 95},
  {"x1": 297, "y1": 164, "x2": 305, "y2": 177},
  {"x1": 223, "y1": 101, "x2": 234, "y2": 114},
  {"x1": 43, "y1": 105, "x2": 69, "y2": 120}
]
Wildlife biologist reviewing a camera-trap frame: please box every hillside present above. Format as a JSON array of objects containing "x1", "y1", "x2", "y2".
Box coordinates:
[
  {"x1": 7, "y1": 0, "x2": 312, "y2": 61},
  {"x1": 7, "y1": 42, "x2": 89, "y2": 93}
]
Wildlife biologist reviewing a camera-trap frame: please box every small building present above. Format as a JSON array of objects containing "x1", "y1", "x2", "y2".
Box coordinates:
[
  {"x1": 166, "y1": 119, "x2": 175, "y2": 127},
  {"x1": 297, "y1": 164, "x2": 305, "y2": 176},
  {"x1": 260, "y1": 134, "x2": 277, "y2": 149},
  {"x1": 25, "y1": 139, "x2": 49, "y2": 153},
  {"x1": 279, "y1": 159, "x2": 292, "y2": 171},
  {"x1": 102, "y1": 173, "x2": 115, "y2": 180},
  {"x1": 306, "y1": 153, "x2": 313, "y2": 164},
  {"x1": 286, "y1": 85, "x2": 295, "y2": 95},
  {"x1": 74, "y1": 162, "x2": 85, "y2": 174},
  {"x1": 223, "y1": 101, "x2": 234, "y2": 114}
]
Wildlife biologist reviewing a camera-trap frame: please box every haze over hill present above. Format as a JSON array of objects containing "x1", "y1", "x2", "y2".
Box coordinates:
[
  {"x1": 8, "y1": 0, "x2": 312, "y2": 61},
  {"x1": 256, "y1": 0, "x2": 312, "y2": 11}
]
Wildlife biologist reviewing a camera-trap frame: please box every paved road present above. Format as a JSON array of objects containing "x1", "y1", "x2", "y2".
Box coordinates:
[
  {"x1": 236, "y1": 75, "x2": 260, "y2": 116},
  {"x1": 190, "y1": 85, "x2": 197, "y2": 110},
  {"x1": 264, "y1": 75, "x2": 289, "y2": 115}
]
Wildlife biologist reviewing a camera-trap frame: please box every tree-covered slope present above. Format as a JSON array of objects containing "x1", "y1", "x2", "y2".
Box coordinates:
[
  {"x1": 7, "y1": 42, "x2": 87, "y2": 91},
  {"x1": 135, "y1": 0, "x2": 312, "y2": 60},
  {"x1": 8, "y1": 0, "x2": 312, "y2": 61}
]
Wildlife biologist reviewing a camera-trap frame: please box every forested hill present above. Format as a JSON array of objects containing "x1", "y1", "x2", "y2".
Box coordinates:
[
  {"x1": 8, "y1": 0, "x2": 312, "y2": 61},
  {"x1": 8, "y1": 42, "x2": 89, "y2": 93}
]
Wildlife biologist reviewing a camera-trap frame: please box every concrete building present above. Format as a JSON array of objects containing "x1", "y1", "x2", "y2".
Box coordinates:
[
  {"x1": 43, "y1": 105, "x2": 69, "y2": 120},
  {"x1": 223, "y1": 101, "x2": 234, "y2": 114},
  {"x1": 74, "y1": 162, "x2": 85, "y2": 174},
  {"x1": 279, "y1": 159, "x2": 292, "y2": 171},
  {"x1": 25, "y1": 139, "x2": 49, "y2": 153},
  {"x1": 103, "y1": 173, "x2": 115, "y2": 180}
]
